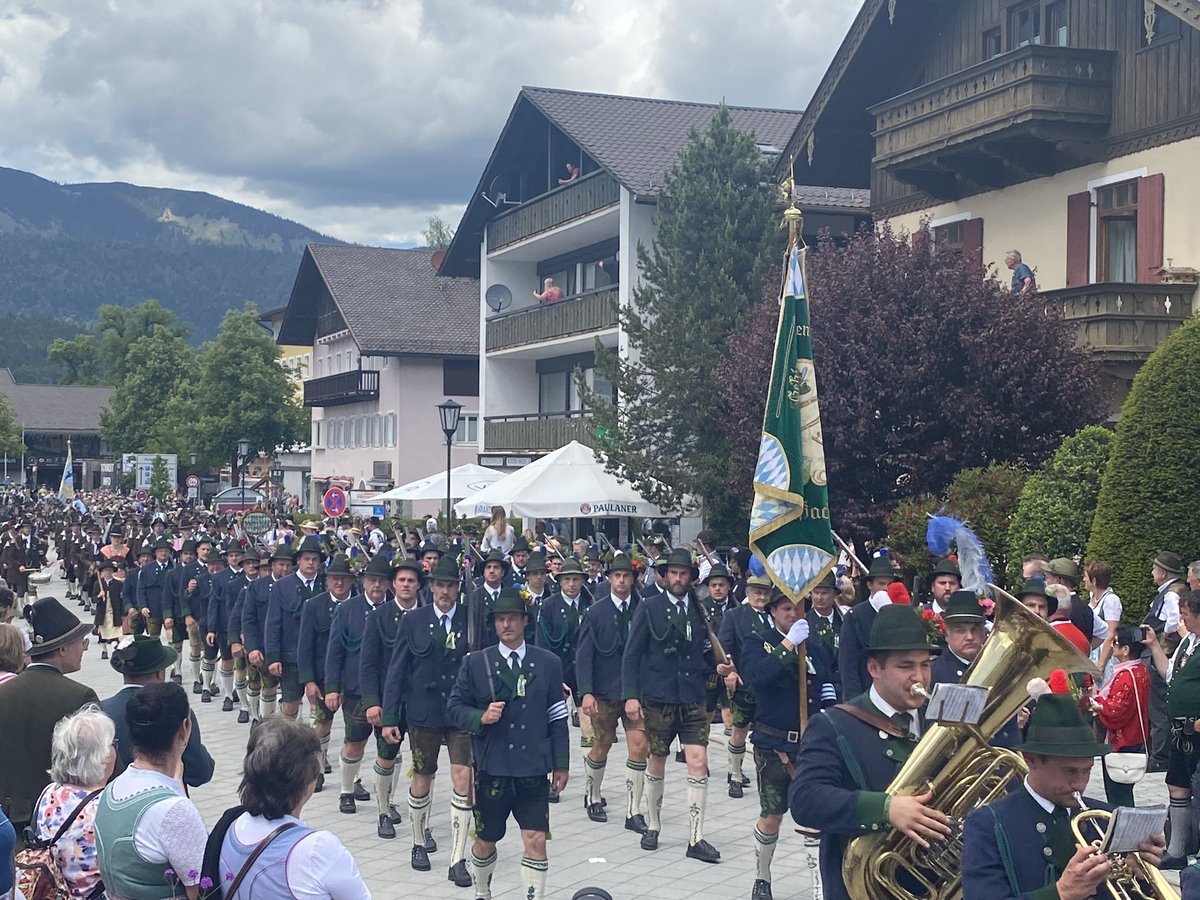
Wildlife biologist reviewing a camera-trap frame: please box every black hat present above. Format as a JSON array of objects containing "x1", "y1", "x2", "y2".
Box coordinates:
[
  {"x1": 558, "y1": 557, "x2": 585, "y2": 576},
  {"x1": 240, "y1": 553, "x2": 260, "y2": 567},
  {"x1": 98, "y1": 558, "x2": 116, "y2": 573},
  {"x1": 180, "y1": 539, "x2": 198, "y2": 554},
  {"x1": 296, "y1": 535, "x2": 324, "y2": 558},
  {"x1": 26, "y1": 597, "x2": 92, "y2": 657},
  {"x1": 325, "y1": 554, "x2": 353, "y2": 576},
  {"x1": 867, "y1": 604, "x2": 942, "y2": 654},
  {"x1": 607, "y1": 553, "x2": 635, "y2": 574},
  {"x1": 194, "y1": 535, "x2": 214, "y2": 548},
  {"x1": 428, "y1": 555, "x2": 461, "y2": 582},
  {"x1": 418, "y1": 541, "x2": 445, "y2": 558},
  {"x1": 1016, "y1": 578, "x2": 1055, "y2": 616},
  {"x1": 152, "y1": 537, "x2": 173, "y2": 552},
  {"x1": 866, "y1": 555, "x2": 899, "y2": 582},
  {"x1": 1018, "y1": 693, "x2": 1109, "y2": 758},
  {"x1": 811, "y1": 571, "x2": 837, "y2": 591},
  {"x1": 222, "y1": 543, "x2": 243, "y2": 557},
  {"x1": 929, "y1": 559, "x2": 961, "y2": 581},
  {"x1": 135, "y1": 544, "x2": 153, "y2": 559},
  {"x1": 270, "y1": 544, "x2": 295, "y2": 562},
  {"x1": 361, "y1": 554, "x2": 393, "y2": 579},
  {"x1": 663, "y1": 547, "x2": 698, "y2": 578},
  {"x1": 1152, "y1": 551, "x2": 1185, "y2": 576},
  {"x1": 110, "y1": 634, "x2": 178, "y2": 677},
  {"x1": 206, "y1": 552, "x2": 226, "y2": 567},
  {"x1": 702, "y1": 563, "x2": 734, "y2": 585},
  {"x1": 389, "y1": 556, "x2": 425, "y2": 583},
  {"x1": 942, "y1": 590, "x2": 987, "y2": 623},
  {"x1": 512, "y1": 536, "x2": 532, "y2": 554},
  {"x1": 493, "y1": 588, "x2": 529, "y2": 616},
  {"x1": 481, "y1": 549, "x2": 511, "y2": 572}
]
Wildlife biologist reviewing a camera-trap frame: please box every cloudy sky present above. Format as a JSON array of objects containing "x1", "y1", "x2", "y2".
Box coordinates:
[{"x1": 0, "y1": 0, "x2": 857, "y2": 246}]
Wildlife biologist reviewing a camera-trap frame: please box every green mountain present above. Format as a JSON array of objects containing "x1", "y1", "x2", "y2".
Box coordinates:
[{"x1": 0, "y1": 166, "x2": 339, "y2": 351}]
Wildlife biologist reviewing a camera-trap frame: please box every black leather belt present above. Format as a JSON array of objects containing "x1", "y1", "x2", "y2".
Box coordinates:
[{"x1": 754, "y1": 722, "x2": 800, "y2": 744}]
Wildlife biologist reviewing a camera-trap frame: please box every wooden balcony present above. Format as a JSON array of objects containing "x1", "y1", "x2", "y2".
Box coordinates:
[
  {"x1": 487, "y1": 171, "x2": 621, "y2": 251},
  {"x1": 870, "y1": 46, "x2": 1115, "y2": 200},
  {"x1": 302, "y1": 369, "x2": 380, "y2": 407},
  {"x1": 1042, "y1": 283, "x2": 1196, "y2": 365},
  {"x1": 486, "y1": 288, "x2": 618, "y2": 352},
  {"x1": 483, "y1": 412, "x2": 596, "y2": 453}
]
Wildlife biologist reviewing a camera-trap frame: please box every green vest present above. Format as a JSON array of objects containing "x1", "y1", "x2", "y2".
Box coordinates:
[{"x1": 94, "y1": 780, "x2": 180, "y2": 899}]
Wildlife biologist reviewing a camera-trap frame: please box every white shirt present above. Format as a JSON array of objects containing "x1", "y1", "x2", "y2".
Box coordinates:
[
  {"x1": 868, "y1": 590, "x2": 893, "y2": 613},
  {"x1": 104, "y1": 767, "x2": 207, "y2": 891},
  {"x1": 1156, "y1": 581, "x2": 1182, "y2": 635},
  {"x1": 223, "y1": 812, "x2": 371, "y2": 900},
  {"x1": 610, "y1": 593, "x2": 632, "y2": 611},
  {"x1": 869, "y1": 685, "x2": 921, "y2": 739},
  {"x1": 501, "y1": 642, "x2": 527, "y2": 668},
  {"x1": 1091, "y1": 588, "x2": 1123, "y2": 623},
  {"x1": 1167, "y1": 633, "x2": 1198, "y2": 684},
  {"x1": 1023, "y1": 776, "x2": 1058, "y2": 815},
  {"x1": 437, "y1": 604, "x2": 457, "y2": 631}
]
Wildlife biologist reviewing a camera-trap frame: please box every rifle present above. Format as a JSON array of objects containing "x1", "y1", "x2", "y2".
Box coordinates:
[
  {"x1": 464, "y1": 537, "x2": 484, "y2": 651},
  {"x1": 692, "y1": 588, "x2": 730, "y2": 667}
]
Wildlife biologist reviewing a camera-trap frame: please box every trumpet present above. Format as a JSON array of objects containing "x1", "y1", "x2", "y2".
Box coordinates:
[{"x1": 1070, "y1": 793, "x2": 1178, "y2": 899}]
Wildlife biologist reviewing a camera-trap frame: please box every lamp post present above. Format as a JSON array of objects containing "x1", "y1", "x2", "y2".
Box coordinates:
[
  {"x1": 237, "y1": 438, "x2": 250, "y2": 512},
  {"x1": 436, "y1": 399, "x2": 462, "y2": 531}
]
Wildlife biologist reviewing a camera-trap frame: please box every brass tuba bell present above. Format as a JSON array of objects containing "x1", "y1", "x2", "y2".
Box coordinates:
[{"x1": 841, "y1": 589, "x2": 1100, "y2": 899}]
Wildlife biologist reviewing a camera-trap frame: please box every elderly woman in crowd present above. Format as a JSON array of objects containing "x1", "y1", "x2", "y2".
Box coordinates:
[
  {"x1": 1092, "y1": 624, "x2": 1151, "y2": 808},
  {"x1": 219, "y1": 716, "x2": 370, "y2": 899},
  {"x1": 94, "y1": 682, "x2": 208, "y2": 900},
  {"x1": 29, "y1": 706, "x2": 116, "y2": 899},
  {"x1": 0, "y1": 622, "x2": 26, "y2": 685}
]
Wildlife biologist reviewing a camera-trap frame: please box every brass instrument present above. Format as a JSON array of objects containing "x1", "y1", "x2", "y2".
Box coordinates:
[
  {"x1": 1071, "y1": 793, "x2": 1178, "y2": 899},
  {"x1": 841, "y1": 588, "x2": 1100, "y2": 899}
]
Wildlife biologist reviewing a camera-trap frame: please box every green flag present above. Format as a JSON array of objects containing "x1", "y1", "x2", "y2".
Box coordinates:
[{"x1": 749, "y1": 246, "x2": 836, "y2": 603}]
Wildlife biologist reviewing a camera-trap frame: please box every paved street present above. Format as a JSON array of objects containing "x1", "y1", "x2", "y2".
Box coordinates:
[{"x1": 42, "y1": 558, "x2": 1181, "y2": 899}]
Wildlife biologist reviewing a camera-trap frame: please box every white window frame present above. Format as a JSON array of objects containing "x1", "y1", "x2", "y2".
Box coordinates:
[{"x1": 453, "y1": 413, "x2": 480, "y2": 447}]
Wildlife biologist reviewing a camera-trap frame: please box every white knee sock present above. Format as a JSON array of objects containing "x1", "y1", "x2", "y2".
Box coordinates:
[
  {"x1": 686, "y1": 776, "x2": 708, "y2": 845},
  {"x1": 200, "y1": 659, "x2": 215, "y2": 688},
  {"x1": 471, "y1": 849, "x2": 497, "y2": 900},
  {"x1": 235, "y1": 677, "x2": 249, "y2": 711},
  {"x1": 626, "y1": 759, "x2": 646, "y2": 820},
  {"x1": 728, "y1": 742, "x2": 746, "y2": 778},
  {"x1": 190, "y1": 654, "x2": 202, "y2": 682},
  {"x1": 520, "y1": 857, "x2": 548, "y2": 899},
  {"x1": 248, "y1": 689, "x2": 261, "y2": 719},
  {"x1": 220, "y1": 669, "x2": 234, "y2": 697},
  {"x1": 1169, "y1": 798, "x2": 1192, "y2": 858},
  {"x1": 376, "y1": 763, "x2": 395, "y2": 817},
  {"x1": 450, "y1": 791, "x2": 473, "y2": 865},
  {"x1": 410, "y1": 789, "x2": 431, "y2": 845},
  {"x1": 261, "y1": 693, "x2": 277, "y2": 717},
  {"x1": 341, "y1": 754, "x2": 362, "y2": 796},
  {"x1": 318, "y1": 732, "x2": 331, "y2": 769},
  {"x1": 645, "y1": 772, "x2": 665, "y2": 831},
  {"x1": 754, "y1": 825, "x2": 778, "y2": 881},
  {"x1": 584, "y1": 755, "x2": 606, "y2": 805}
]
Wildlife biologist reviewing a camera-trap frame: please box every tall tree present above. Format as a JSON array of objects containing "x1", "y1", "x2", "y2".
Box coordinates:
[
  {"x1": 0, "y1": 394, "x2": 26, "y2": 460},
  {"x1": 161, "y1": 303, "x2": 308, "y2": 470},
  {"x1": 148, "y1": 454, "x2": 172, "y2": 505},
  {"x1": 99, "y1": 326, "x2": 196, "y2": 453},
  {"x1": 1087, "y1": 318, "x2": 1200, "y2": 621},
  {"x1": 718, "y1": 224, "x2": 1106, "y2": 541},
  {"x1": 422, "y1": 215, "x2": 455, "y2": 250},
  {"x1": 47, "y1": 334, "x2": 102, "y2": 385},
  {"x1": 584, "y1": 105, "x2": 779, "y2": 536},
  {"x1": 96, "y1": 300, "x2": 190, "y2": 383}
]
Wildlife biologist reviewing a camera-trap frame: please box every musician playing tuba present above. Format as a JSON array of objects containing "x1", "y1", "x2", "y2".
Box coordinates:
[
  {"x1": 962, "y1": 690, "x2": 1167, "y2": 898},
  {"x1": 789, "y1": 603, "x2": 951, "y2": 899}
]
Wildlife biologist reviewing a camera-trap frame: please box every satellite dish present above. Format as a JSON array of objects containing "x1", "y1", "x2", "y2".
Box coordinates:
[
  {"x1": 482, "y1": 175, "x2": 521, "y2": 208},
  {"x1": 485, "y1": 284, "x2": 513, "y2": 313}
]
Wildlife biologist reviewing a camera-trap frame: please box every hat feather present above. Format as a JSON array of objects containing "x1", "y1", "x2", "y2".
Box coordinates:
[
  {"x1": 925, "y1": 514, "x2": 994, "y2": 594},
  {"x1": 1026, "y1": 677, "x2": 1051, "y2": 700},
  {"x1": 886, "y1": 581, "x2": 912, "y2": 606}
]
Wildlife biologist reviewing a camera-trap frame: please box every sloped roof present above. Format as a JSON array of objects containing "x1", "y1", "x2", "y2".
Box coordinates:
[
  {"x1": 793, "y1": 185, "x2": 871, "y2": 211},
  {"x1": 277, "y1": 244, "x2": 478, "y2": 356},
  {"x1": 0, "y1": 369, "x2": 113, "y2": 432},
  {"x1": 522, "y1": 86, "x2": 801, "y2": 195}
]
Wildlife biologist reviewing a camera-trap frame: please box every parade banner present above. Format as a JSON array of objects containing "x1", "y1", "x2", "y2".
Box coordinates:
[
  {"x1": 748, "y1": 246, "x2": 836, "y2": 603},
  {"x1": 58, "y1": 440, "x2": 75, "y2": 503}
]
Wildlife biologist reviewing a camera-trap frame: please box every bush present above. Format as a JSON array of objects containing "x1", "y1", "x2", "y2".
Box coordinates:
[
  {"x1": 1087, "y1": 318, "x2": 1200, "y2": 622},
  {"x1": 1006, "y1": 426, "x2": 1113, "y2": 582}
]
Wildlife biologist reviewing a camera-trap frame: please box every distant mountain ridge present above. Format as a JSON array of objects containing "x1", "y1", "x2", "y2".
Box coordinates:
[{"x1": 0, "y1": 165, "x2": 340, "y2": 347}]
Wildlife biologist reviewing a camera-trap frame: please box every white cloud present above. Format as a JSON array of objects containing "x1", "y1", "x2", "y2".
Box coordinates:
[{"x1": 0, "y1": 0, "x2": 856, "y2": 244}]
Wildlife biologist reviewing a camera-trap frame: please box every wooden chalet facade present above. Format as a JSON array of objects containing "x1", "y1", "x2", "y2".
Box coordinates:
[{"x1": 782, "y1": 0, "x2": 1200, "y2": 410}]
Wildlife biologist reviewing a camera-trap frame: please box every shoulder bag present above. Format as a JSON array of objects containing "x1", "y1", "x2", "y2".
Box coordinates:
[
  {"x1": 1105, "y1": 669, "x2": 1149, "y2": 785},
  {"x1": 14, "y1": 787, "x2": 104, "y2": 900}
]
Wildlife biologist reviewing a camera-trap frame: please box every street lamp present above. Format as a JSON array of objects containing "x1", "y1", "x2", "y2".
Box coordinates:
[
  {"x1": 237, "y1": 438, "x2": 251, "y2": 512},
  {"x1": 436, "y1": 399, "x2": 462, "y2": 530}
]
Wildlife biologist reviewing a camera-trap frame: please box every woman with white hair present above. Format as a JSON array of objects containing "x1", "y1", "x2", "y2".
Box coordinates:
[{"x1": 30, "y1": 705, "x2": 116, "y2": 898}]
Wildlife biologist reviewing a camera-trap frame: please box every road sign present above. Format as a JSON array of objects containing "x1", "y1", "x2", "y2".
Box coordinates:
[
  {"x1": 186, "y1": 474, "x2": 200, "y2": 489},
  {"x1": 323, "y1": 487, "x2": 348, "y2": 518},
  {"x1": 243, "y1": 512, "x2": 272, "y2": 536},
  {"x1": 135, "y1": 489, "x2": 148, "y2": 503}
]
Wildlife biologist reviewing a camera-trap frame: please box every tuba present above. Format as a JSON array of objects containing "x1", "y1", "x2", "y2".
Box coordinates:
[
  {"x1": 841, "y1": 588, "x2": 1099, "y2": 899},
  {"x1": 1071, "y1": 794, "x2": 1178, "y2": 899}
]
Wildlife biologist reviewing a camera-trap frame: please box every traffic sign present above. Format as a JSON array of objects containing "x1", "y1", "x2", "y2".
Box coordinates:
[
  {"x1": 323, "y1": 487, "x2": 347, "y2": 518},
  {"x1": 243, "y1": 512, "x2": 272, "y2": 536},
  {"x1": 185, "y1": 474, "x2": 200, "y2": 489},
  {"x1": 135, "y1": 489, "x2": 148, "y2": 503}
]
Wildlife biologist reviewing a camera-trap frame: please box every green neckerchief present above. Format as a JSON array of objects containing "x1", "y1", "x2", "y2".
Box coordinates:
[{"x1": 493, "y1": 646, "x2": 535, "y2": 700}]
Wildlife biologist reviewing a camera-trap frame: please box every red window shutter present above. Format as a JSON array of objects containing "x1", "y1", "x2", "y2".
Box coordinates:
[
  {"x1": 1137, "y1": 173, "x2": 1165, "y2": 282},
  {"x1": 1065, "y1": 191, "x2": 1091, "y2": 286},
  {"x1": 962, "y1": 217, "x2": 984, "y2": 273}
]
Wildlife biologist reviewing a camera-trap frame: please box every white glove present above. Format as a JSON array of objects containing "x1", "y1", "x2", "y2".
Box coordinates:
[{"x1": 786, "y1": 619, "x2": 810, "y2": 646}]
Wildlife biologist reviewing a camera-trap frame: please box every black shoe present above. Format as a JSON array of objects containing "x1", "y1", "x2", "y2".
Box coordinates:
[
  {"x1": 547, "y1": 786, "x2": 559, "y2": 803},
  {"x1": 339, "y1": 793, "x2": 356, "y2": 814},
  {"x1": 377, "y1": 814, "x2": 395, "y2": 840},
  {"x1": 675, "y1": 750, "x2": 686, "y2": 763},
  {"x1": 586, "y1": 802, "x2": 607, "y2": 823},
  {"x1": 625, "y1": 815, "x2": 648, "y2": 834},
  {"x1": 100, "y1": 650, "x2": 108, "y2": 660},
  {"x1": 448, "y1": 860, "x2": 472, "y2": 887},
  {"x1": 686, "y1": 839, "x2": 721, "y2": 863},
  {"x1": 741, "y1": 774, "x2": 751, "y2": 786},
  {"x1": 752, "y1": 879, "x2": 773, "y2": 899},
  {"x1": 201, "y1": 689, "x2": 212, "y2": 703},
  {"x1": 171, "y1": 673, "x2": 182, "y2": 684},
  {"x1": 353, "y1": 780, "x2": 370, "y2": 802},
  {"x1": 411, "y1": 844, "x2": 430, "y2": 870},
  {"x1": 728, "y1": 779, "x2": 743, "y2": 799},
  {"x1": 424, "y1": 828, "x2": 437, "y2": 852},
  {"x1": 231, "y1": 689, "x2": 239, "y2": 701},
  {"x1": 237, "y1": 710, "x2": 250, "y2": 724},
  {"x1": 640, "y1": 830, "x2": 659, "y2": 850},
  {"x1": 314, "y1": 773, "x2": 324, "y2": 793},
  {"x1": 571, "y1": 709, "x2": 580, "y2": 727},
  {"x1": 323, "y1": 760, "x2": 332, "y2": 774},
  {"x1": 221, "y1": 696, "x2": 234, "y2": 713},
  {"x1": 1160, "y1": 853, "x2": 1188, "y2": 870},
  {"x1": 192, "y1": 681, "x2": 203, "y2": 695},
  {"x1": 388, "y1": 804, "x2": 403, "y2": 825}
]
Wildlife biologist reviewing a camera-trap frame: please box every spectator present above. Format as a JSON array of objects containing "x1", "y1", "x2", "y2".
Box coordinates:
[
  {"x1": 1005, "y1": 250, "x2": 1036, "y2": 294},
  {"x1": 1044, "y1": 557, "x2": 1103, "y2": 648},
  {"x1": 0, "y1": 622, "x2": 26, "y2": 685},
  {"x1": 0, "y1": 597, "x2": 98, "y2": 837},
  {"x1": 94, "y1": 682, "x2": 208, "y2": 900},
  {"x1": 1092, "y1": 625, "x2": 1150, "y2": 808},
  {"x1": 423, "y1": 514, "x2": 439, "y2": 534},
  {"x1": 218, "y1": 717, "x2": 370, "y2": 898},
  {"x1": 533, "y1": 277, "x2": 565, "y2": 304},
  {"x1": 480, "y1": 506, "x2": 515, "y2": 556},
  {"x1": 1085, "y1": 560, "x2": 1122, "y2": 674},
  {"x1": 30, "y1": 706, "x2": 115, "y2": 898},
  {"x1": 0, "y1": 587, "x2": 16, "y2": 624},
  {"x1": 1188, "y1": 560, "x2": 1200, "y2": 592},
  {"x1": 558, "y1": 163, "x2": 581, "y2": 185},
  {"x1": 1045, "y1": 584, "x2": 1091, "y2": 654},
  {"x1": 102, "y1": 635, "x2": 214, "y2": 788},
  {"x1": 0, "y1": 804, "x2": 13, "y2": 900}
]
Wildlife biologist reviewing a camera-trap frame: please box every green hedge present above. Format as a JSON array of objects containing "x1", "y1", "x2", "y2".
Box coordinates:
[{"x1": 1087, "y1": 318, "x2": 1200, "y2": 622}]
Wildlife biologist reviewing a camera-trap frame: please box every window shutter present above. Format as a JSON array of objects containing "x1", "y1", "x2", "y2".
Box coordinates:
[
  {"x1": 1137, "y1": 173, "x2": 1165, "y2": 282},
  {"x1": 962, "y1": 217, "x2": 985, "y2": 273},
  {"x1": 1065, "y1": 191, "x2": 1091, "y2": 286}
]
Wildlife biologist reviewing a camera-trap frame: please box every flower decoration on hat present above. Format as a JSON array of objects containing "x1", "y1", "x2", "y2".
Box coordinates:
[{"x1": 519, "y1": 586, "x2": 532, "y2": 604}]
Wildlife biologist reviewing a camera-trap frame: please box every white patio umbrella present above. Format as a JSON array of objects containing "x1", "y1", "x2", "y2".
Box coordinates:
[
  {"x1": 373, "y1": 463, "x2": 505, "y2": 503},
  {"x1": 454, "y1": 441, "x2": 669, "y2": 519}
]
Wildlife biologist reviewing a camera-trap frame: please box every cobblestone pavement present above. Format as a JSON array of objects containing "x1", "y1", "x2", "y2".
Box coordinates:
[{"x1": 43, "y1": 560, "x2": 1181, "y2": 899}]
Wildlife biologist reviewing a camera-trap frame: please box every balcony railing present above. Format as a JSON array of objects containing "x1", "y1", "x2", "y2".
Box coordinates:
[
  {"x1": 303, "y1": 369, "x2": 380, "y2": 408},
  {"x1": 484, "y1": 411, "x2": 596, "y2": 453},
  {"x1": 486, "y1": 288, "x2": 618, "y2": 352},
  {"x1": 870, "y1": 45, "x2": 1115, "y2": 198},
  {"x1": 487, "y1": 171, "x2": 621, "y2": 252},
  {"x1": 1042, "y1": 282, "x2": 1196, "y2": 365}
]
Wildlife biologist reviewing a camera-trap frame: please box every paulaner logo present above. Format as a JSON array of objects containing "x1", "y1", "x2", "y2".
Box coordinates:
[{"x1": 579, "y1": 502, "x2": 638, "y2": 515}]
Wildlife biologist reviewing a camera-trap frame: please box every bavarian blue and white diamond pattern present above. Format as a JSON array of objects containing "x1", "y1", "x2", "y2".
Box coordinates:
[
  {"x1": 768, "y1": 544, "x2": 835, "y2": 595},
  {"x1": 754, "y1": 433, "x2": 790, "y2": 491},
  {"x1": 750, "y1": 494, "x2": 795, "y2": 533}
]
